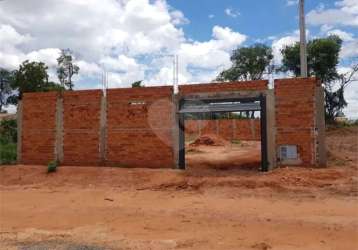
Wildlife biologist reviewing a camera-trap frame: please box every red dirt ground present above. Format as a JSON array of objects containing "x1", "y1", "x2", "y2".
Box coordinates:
[
  {"x1": 186, "y1": 137, "x2": 261, "y2": 170},
  {"x1": 0, "y1": 127, "x2": 357, "y2": 249}
]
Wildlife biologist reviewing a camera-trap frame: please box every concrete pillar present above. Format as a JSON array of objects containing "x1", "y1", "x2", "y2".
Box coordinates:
[
  {"x1": 316, "y1": 86, "x2": 327, "y2": 166},
  {"x1": 16, "y1": 101, "x2": 23, "y2": 164},
  {"x1": 172, "y1": 94, "x2": 180, "y2": 168},
  {"x1": 55, "y1": 97, "x2": 64, "y2": 163},
  {"x1": 99, "y1": 93, "x2": 107, "y2": 164},
  {"x1": 266, "y1": 90, "x2": 276, "y2": 170}
]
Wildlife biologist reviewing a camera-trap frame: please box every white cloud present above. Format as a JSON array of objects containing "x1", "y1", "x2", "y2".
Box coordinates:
[
  {"x1": 271, "y1": 32, "x2": 299, "y2": 65},
  {"x1": 170, "y1": 10, "x2": 190, "y2": 25},
  {"x1": 26, "y1": 48, "x2": 61, "y2": 68},
  {"x1": 341, "y1": 40, "x2": 358, "y2": 58},
  {"x1": 208, "y1": 14, "x2": 215, "y2": 19},
  {"x1": 0, "y1": 0, "x2": 249, "y2": 90},
  {"x1": 307, "y1": 0, "x2": 358, "y2": 27},
  {"x1": 286, "y1": 0, "x2": 298, "y2": 7},
  {"x1": 327, "y1": 29, "x2": 354, "y2": 41},
  {"x1": 225, "y1": 8, "x2": 240, "y2": 18},
  {"x1": 320, "y1": 27, "x2": 358, "y2": 60},
  {"x1": 0, "y1": 24, "x2": 31, "y2": 51},
  {"x1": 178, "y1": 26, "x2": 246, "y2": 70},
  {"x1": 344, "y1": 82, "x2": 358, "y2": 119}
]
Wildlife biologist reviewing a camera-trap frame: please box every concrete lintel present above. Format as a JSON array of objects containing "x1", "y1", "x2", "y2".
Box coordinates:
[{"x1": 180, "y1": 90, "x2": 268, "y2": 101}]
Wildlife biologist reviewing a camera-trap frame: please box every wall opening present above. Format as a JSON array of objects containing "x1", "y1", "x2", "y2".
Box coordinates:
[{"x1": 178, "y1": 95, "x2": 268, "y2": 171}]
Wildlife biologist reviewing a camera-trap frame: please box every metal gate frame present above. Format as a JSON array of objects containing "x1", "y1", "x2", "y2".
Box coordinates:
[{"x1": 178, "y1": 94, "x2": 268, "y2": 171}]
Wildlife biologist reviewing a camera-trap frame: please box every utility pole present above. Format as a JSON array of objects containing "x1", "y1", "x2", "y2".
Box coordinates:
[
  {"x1": 173, "y1": 55, "x2": 179, "y2": 94},
  {"x1": 299, "y1": 0, "x2": 308, "y2": 77}
]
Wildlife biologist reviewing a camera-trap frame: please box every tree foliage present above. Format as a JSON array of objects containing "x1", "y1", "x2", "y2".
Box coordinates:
[
  {"x1": 0, "y1": 119, "x2": 17, "y2": 144},
  {"x1": 0, "y1": 68, "x2": 13, "y2": 112},
  {"x1": 57, "y1": 49, "x2": 80, "y2": 90},
  {"x1": 281, "y1": 35, "x2": 342, "y2": 82},
  {"x1": 280, "y1": 35, "x2": 357, "y2": 121},
  {"x1": 10, "y1": 60, "x2": 64, "y2": 104},
  {"x1": 217, "y1": 44, "x2": 273, "y2": 81},
  {"x1": 131, "y1": 80, "x2": 144, "y2": 88}
]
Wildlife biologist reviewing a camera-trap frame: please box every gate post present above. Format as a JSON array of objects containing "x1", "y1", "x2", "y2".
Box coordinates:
[
  {"x1": 178, "y1": 99, "x2": 185, "y2": 170},
  {"x1": 260, "y1": 94, "x2": 268, "y2": 171}
]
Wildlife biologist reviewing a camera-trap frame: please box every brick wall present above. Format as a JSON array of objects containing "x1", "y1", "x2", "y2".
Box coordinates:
[
  {"x1": 275, "y1": 78, "x2": 319, "y2": 166},
  {"x1": 62, "y1": 90, "x2": 102, "y2": 165},
  {"x1": 21, "y1": 92, "x2": 58, "y2": 164},
  {"x1": 179, "y1": 80, "x2": 268, "y2": 95},
  {"x1": 185, "y1": 119, "x2": 261, "y2": 141},
  {"x1": 20, "y1": 78, "x2": 323, "y2": 168},
  {"x1": 106, "y1": 86, "x2": 174, "y2": 168}
]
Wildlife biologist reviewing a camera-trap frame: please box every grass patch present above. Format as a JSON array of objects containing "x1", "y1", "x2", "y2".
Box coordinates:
[
  {"x1": 231, "y1": 139, "x2": 241, "y2": 145},
  {"x1": 47, "y1": 160, "x2": 58, "y2": 173},
  {"x1": 0, "y1": 142, "x2": 17, "y2": 165}
]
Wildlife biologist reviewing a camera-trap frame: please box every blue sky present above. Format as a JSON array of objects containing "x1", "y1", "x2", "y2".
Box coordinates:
[
  {"x1": 169, "y1": 0, "x2": 353, "y2": 43},
  {"x1": 0, "y1": 0, "x2": 357, "y2": 116}
]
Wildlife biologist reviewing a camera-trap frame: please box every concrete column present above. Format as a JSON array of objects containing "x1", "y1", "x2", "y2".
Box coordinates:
[
  {"x1": 266, "y1": 90, "x2": 276, "y2": 170},
  {"x1": 55, "y1": 97, "x2": 64, "y2": 163},
  {"x1": 316, "y1": 86, "x2": 327, "y2": 166},
  {"x1": 99, "y1": 93, "x2": 107, "y2": 165},
  {"x1": 16, "y1": 101, "x2": 23, "y2": 164},
  {"x1": 172, "y1": 94, "x2": 180, "y2": 168}
]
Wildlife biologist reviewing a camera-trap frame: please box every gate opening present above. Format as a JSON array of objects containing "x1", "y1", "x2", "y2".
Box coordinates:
[{"x1": 178, "y1": 95, "x2": 268, "y2": 172}]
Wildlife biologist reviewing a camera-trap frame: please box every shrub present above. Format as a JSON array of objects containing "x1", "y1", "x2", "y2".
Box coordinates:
[
  {"x1": 47, "y1": 160, "x2": 58, "y2": 173},
  {"x1": 0, "y1": 119, "x2": 17, "y2": 165},
  {"x1": 0, "y1": 142, "x2": 17, "y2": 165},
  {"x1": 0, "y1": 119, "x2": 17, "y2": 143},
  {"x1": 231, "y1": 139, "x2": 241, "y2": 145}
]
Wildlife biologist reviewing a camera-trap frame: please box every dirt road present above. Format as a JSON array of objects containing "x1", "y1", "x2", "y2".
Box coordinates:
[{"x1": 1, "y1": 163, "x2": 357, "y2": 250}]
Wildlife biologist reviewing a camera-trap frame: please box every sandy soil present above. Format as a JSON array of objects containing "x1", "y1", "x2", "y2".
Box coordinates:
[{"x1": 0, "y1": 127, "x2": 357, "y2": 250}]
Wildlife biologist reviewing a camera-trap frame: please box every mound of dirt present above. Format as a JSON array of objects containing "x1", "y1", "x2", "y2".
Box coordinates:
[{"x1": 189, "y1": 134, "x2": 227, "y2": 147}]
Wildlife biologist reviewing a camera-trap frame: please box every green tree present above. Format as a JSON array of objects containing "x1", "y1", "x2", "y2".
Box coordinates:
[
  {"x1": 325, "y1": 64, "x2": 358, "y2": 120},
  {"x1": 217, "y1": 44, "x2": 274, "y2": 81},
  {"x1": 281, "y1": 35, "x2": 342, "y2": 82},
  {"x1": 10, "y1": 60, "x2": 64, "y2": 104},
  {"x1": 132, "y1": 80, "x2": 144, "y2": 88},
  {"x1": 57, "y1": 49, "x2": 80, "y2": 90},
  {"x1": 0, "y1": 68, "x2": 13, "y2": 112},
  {"x1": 280, "y1": 35, "x2": 357, "y2": 121}
]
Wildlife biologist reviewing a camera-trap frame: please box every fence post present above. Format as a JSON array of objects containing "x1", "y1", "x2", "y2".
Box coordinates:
[
  {"x1": 55, "y1": 96, "x2": 64, "y2": 163},
  {"x1": 99, "y1": 93, "x2": 107, "y2": 165},
  {"x1": 16, "y1": 101, "x2": 23, "y2": 163}
]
